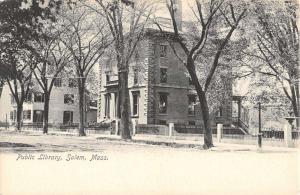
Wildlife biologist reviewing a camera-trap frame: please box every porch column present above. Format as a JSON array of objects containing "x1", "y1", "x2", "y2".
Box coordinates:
[
  {"x1": 110, "y1": 93, "x2": 115, "y2": 119},
  {"x1": 115, "y1": 119, "x2": 119, "y2": 135}
]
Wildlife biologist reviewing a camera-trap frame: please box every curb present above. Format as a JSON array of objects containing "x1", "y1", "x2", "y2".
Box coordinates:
[{"x1": 96, "y1": 136, "x2": 204, "y2": 149}]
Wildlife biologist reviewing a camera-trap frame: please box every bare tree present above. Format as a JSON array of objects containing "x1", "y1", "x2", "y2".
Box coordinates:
[
  {"x1": 161, "y1": 0, "x2": 246, "y2": 148},
  {"x1": 60, "y1": 3, "x2": 111, "y2": 136},
  {"x1": 92, "y1": 0, "x2": 155, "y2": 139},
  {"x1": 31, "y1": 24, "x2": 72, "y2": 134}
]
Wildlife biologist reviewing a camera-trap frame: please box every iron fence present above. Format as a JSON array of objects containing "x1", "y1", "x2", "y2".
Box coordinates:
[
  {"x1": 174, "y1": 124, "x2": 203, "y2": 134},
  {"x1": 0, "y1": 122, "x2": 9, "y2": 129},
  {"x1": 3, "y1": 122, "x2": 113, "y2": 132},
  {"x1": 174, "y1": 124, "x2": 246, "y2": 135},
  {"x1": 136, "y1": 124, "x2": 168, "y2": 135}
]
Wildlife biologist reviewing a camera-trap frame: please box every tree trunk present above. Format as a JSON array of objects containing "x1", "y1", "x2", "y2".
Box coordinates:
[
  {"x1": 0, "y1": 80, "x2": 4, "y2": 98},
  {"x1": 16, "y1": 103, "x2": 23, "y2": 131},
  {"x1": 43, "y1": 92, "x2": 50, "y2": 134},
  {"x1": 78, "y1": 79, "x2": 86, "y2": 136},
  {"x1": 187, "y1": 62, "x2": 213, "y2": 148},
  {"x1": 198, "y1": 91, "x2": 214, "y2": 149},
  {"x1": 292, "y1": 84, "x2": 299, "y2": 129},
  {"x1": 291, "y1": 97, "x2": 299, "y2": 129},
  {"x1": 118, "y1": 71, "x2": 131, "y2": 140}
]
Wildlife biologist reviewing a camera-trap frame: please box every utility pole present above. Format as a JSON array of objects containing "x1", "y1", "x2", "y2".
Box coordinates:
[{"x1": 258, "y1": 102, "x2": 262, "y2": 149}]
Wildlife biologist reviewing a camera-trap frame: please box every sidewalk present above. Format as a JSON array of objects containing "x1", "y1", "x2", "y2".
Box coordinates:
[
  {"x1": 97, "y1": 134, "x2": 299, "y2": 152},
  {"x1": 2, "y1": 128, "x2": 297, "y2": 152}
]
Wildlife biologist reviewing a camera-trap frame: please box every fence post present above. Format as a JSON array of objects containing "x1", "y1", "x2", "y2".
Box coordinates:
[
  {"x1": 132, "y1": 119, "x2": 136, "y2": 136},
  {"x1": 217, "y1": 123, "x2": 223, "y2": 143},
  {"x1": 169, "y1": 123, "x2": 174, "y2": 137},
  {"x1": 284, "y1": 124, "x2": 293, "y2": 148}
]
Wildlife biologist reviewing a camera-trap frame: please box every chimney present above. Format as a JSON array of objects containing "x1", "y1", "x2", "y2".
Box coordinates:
[{"x1": 172, "y1": 0, "x2": 182, "y2": 31}]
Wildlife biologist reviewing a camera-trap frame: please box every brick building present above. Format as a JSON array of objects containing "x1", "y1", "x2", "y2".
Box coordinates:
[
  {"x1": 97, "y1": 0, "x2": 247, "y2": 130},
  {"x1": 97, "y1": 30, "x2": 237, "y2": 127}
]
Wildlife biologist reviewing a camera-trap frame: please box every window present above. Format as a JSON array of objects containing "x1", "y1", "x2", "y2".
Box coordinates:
[
  {"x1": 160, "y1": 45, "x2": 167, "y2": 57},
  {"x1": 64, "y1": 94, "x2": 74, "y2": 104},
  {"x1": 106, "y1": 74, "x2": 110, "y2": 83},
  {"x1": 188, "y1": 121, "x2": 196, "y2": 126},
  {"x1": 160, "y1": 68, "x2": 167, "y2": 83},
  {"x1": 159, "y1": 93, "x2": 168, "y2": 114},
  {"x1": 54, "y1": 78, "x2": 62, "y2": 87},
  {"x1": 10, "y1": 111, "x2": 14, "y2": 121},
  {"x1": 24, "y1": 93, "x2": 32, "y2": 102},
  {"x1": 68, "y1": 78, "x2": 77, "y2": 88},
  {"x1": 104, "y1": 94, "x2": 111, "y2": 118},
  {"x1": 188, "y1": 95, "x2": 196, "y2": 115},
  {"x1": 10, "y1": 110, "x2": 17, "y2": 121},
  {"x1": 34, "y1": 93, "x2": 44, "y2": 102},
  {"x1": 133, "y1": 69, "x2": 138, "y2": 85},
  {"x1": 158, "y1": 120, "x2": 167, "y2": 125},
  {"x1": 23, "y1": 110, "x2": 31, "y2": 120},
  {"x1": 63, "y1": 111, "x2": 73, "y2": 124},
  {"x1": 33, "y1": 110, "x2": 44, "y2": 122},
  {"x1": 215, "y1": 107, "x2": 223, "y2": 117},
  {"x1": 132, "y1": 92, "x2": 139, "y2": 116}
]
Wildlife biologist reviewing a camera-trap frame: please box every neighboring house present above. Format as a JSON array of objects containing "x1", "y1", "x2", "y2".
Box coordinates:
[{"x1": 0, "y1": 78, "x2": 80, "y2": 125}]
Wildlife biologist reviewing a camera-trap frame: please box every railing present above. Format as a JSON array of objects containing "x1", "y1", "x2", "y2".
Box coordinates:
[{"x1": 232, "y1": 117, "x2": 249, "y2": 133}]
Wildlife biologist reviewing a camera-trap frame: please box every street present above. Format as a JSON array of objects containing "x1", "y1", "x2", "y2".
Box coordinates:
[{"x1": 0, "y1": 131, "x2": 299, "y2": 195}]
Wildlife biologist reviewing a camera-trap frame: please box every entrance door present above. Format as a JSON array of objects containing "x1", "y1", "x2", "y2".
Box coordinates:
[
  {"x1": 33, "y1": 110, "x2": 44, "y2": 122},
  {"x1": 63, "y1": 111, "x2": 73, "y2": 124}
]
